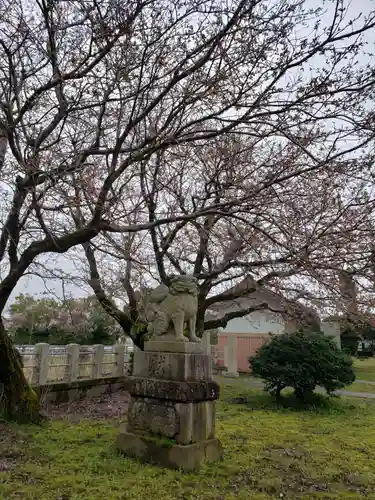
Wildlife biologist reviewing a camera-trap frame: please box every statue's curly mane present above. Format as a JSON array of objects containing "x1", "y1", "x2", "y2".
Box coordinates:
[{"x1": 169, "y1": 278, "x2": 198, "y2": 296}]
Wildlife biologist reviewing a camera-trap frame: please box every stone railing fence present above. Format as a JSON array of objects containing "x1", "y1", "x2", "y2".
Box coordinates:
[
  {"x1": 16, "y1": 343, "x2": 135, "y2": 386},
  {"x1": 17, "y1": 331, "x2": 215, "y2": 386}
]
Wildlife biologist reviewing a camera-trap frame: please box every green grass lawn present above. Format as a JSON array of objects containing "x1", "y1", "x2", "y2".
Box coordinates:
[
  {"x1": 347, "y1": 382, "x2": 375, "y2": 394},
  {"x1": 346, "y1": 358, "x2": 375, "y2": 393},
  {"x1": 220, "y1": 374, "x2": 375, "y2": 395},
  {"x1": 2, "y1": 383, "x2": 375, "y2": 499},
  {"x1": 353, "y1": 357, "x2": 375, "y2": 381}
]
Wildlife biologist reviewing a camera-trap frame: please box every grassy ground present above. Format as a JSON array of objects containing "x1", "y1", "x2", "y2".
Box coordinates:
[
  {"x1": 2, "y1": 384, "x2": 375, "y2": 499},
  {"x1": 353, "y1": 357, "x2": 375, "y2": 382},
  {"x1": 346, "y1": 382, "x2": 375, "y2": 393},
  {"x1": 348, "y1": 358, "x2": 375, "y2": 393},
  {"x1": 219, "y1": 374, "x2": 375, "y2": 396}
]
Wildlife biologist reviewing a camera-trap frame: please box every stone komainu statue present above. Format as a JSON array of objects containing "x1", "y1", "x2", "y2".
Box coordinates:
[{"x1": 142, "y1": 275, "x2": 200, "y2": 342}]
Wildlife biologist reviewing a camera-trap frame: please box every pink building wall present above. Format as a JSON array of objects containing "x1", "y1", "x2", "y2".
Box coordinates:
[{"x1": 216, "y1": 334, "x2": 270, "y2": 373}]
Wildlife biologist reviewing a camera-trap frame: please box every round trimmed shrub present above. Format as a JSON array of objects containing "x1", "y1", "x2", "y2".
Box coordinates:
[{"x1": 249, "y1": 330, "x2": 355, "y2": 401}]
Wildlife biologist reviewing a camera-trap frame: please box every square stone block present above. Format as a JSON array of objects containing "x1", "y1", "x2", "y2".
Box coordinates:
[
  {"x1": 117, "y1": 426, "x2": 222, "y2": 471},
  {"x1": 175, "y1": 399, "x2": 216, "y2": 444},
  {"x1": 125, "y1": 377, "x2": 220, "y2": 402},
  {"x1": 127, "y1": 397, "x2": 178, "y2": 438},
  {"x1": 127, "y1": 397, "x2": 216, "y2": 445},
  {"x1": 133, "y1": 351, "x2": 212, "y2": 381},
  {"x1": 144, "y1": 340, "x2": 204, "y2": 354}
]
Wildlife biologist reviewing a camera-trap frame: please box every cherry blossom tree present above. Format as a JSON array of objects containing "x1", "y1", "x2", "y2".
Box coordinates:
[
  {"x1": 83, "y1": 131, "x2": 375, "y2": 347},
  {"x1": 0, "y1": 0, "x2": 374, "y2": 421},
  {"x1": 8, "y1": 294, "x2": 122, "y2": 344}
]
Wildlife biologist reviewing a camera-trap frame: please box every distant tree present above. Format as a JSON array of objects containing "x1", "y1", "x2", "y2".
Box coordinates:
[
  {"x1": 340, "y1": 318, "x2": 361, "y2": 356},
  {"x1": 9, "y1": 294, "x2": 61, "y2": 341},
  {"x1": 340, "y1": 316, "x2": 375, "y2": 356},
  {"x1": 8, "y1": 294, "x2": 121, "y2": 345}
]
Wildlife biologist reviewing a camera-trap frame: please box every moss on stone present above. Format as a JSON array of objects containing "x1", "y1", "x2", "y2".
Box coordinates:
[{"x1": 141, "y1": 434, "x2": 176, "y2": 448}]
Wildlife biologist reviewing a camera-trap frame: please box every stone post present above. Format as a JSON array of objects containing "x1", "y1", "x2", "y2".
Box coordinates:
[
  {"x1": 321, "y1": 320, "x2": 341, "y2": 349},
  {"x1": 224, "y1": 334, "x2": 239, "y2": 377},
  {"x1": 92, "y1": 344, "x2": 104, "y2": 379},
  {"x1": 35, "y1": 343, "x2": 49, "y2": 386},
  {"x1": 202, "y1": 330, "x2": 211, "y2": 355},
  {"x1": 65, "y1": 344, "x2": 80, "y2": 382},
  {"x1": 113, "y1": 344, "x2": 125, "y2": 377},
  {"x1": 223, "y1": 344, "x2": 229, "y2": 367},
  {"x1": 117, "y1": 339, "x2": 222, "y2": 471}
]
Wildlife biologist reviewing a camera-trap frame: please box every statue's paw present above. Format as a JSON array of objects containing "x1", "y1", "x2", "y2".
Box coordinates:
[
  {"x1": 190, "y1": 336, "x2": 201, "y2": 343},
  {"x1": 176, "y1": 336, "x2": 189, "y2": 342}
]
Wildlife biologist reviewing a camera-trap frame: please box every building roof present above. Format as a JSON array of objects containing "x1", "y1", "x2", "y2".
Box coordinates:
[{"x1": 207, "y1": 277, "x2": 320, "y2": 329}]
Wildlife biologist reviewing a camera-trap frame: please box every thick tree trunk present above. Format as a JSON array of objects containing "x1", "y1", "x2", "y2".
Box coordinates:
[
  {"x1": 0, "y1": 130, "x2": 7, "y2": 172},
  {"x1": 0, "y1": 319, "x2": 41, "y2": 423},
  {"x1": 131, "y1": 323, "x2": 148, "y2": 350}
]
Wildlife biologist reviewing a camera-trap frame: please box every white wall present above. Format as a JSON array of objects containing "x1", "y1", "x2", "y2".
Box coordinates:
[{"x1": 219, "y1": 309, "x2": 285, "y2": 335}]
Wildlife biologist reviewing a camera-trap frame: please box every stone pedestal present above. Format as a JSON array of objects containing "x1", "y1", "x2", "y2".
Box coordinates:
[
  {"x1": 117, "y1": 340, "x2": 222, "y2": 470},
  {"x1": 224, "y1": 334, "x2": 239, "y2": 377}
]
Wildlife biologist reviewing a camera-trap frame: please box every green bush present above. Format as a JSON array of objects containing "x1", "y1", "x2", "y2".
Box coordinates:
[{"x1": 249, "y1": 330, "x2": 355, "y2": 401}]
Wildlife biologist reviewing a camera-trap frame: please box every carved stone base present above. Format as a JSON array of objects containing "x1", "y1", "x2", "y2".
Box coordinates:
[
  {"x1": 117, "y1": 426, "x2": 222, "y2": 471},
  {"x1": 124, "y1": 377, "x2": 220, "y2": 402},
  {"x1": 133, "y1": 350, "x2": 212, "y2": 381},
  {"x1": 127, "y1": 396, "x2": 216, "y2": 444}
]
